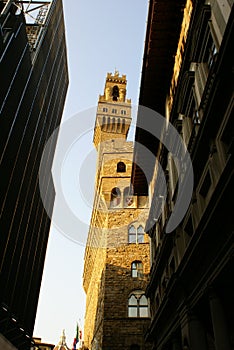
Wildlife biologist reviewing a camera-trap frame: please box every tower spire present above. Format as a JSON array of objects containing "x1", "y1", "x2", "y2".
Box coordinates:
[
  {"x1": 58, "y1": 329, "x2": 66, "y2": 345},
  {"x1": 54, "y1": 329, "x2": 70, "y2": 350}
]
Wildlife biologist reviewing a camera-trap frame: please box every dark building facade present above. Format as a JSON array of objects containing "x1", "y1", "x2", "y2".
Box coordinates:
[
  {"x1": 0, "y1": 1, "x2": 68, "y2": 349},
  {"x1": 132, "y1": 0, "x2": 234, "y2": 349}
]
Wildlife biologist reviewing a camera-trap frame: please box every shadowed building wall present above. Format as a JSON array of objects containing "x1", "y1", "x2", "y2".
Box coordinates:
[
  {"x1": 132, "y1": 0, "x2": 234, "y2": 349},
  {"x1": 0, "y1": 1, "x2": 68, "y2": 348}
]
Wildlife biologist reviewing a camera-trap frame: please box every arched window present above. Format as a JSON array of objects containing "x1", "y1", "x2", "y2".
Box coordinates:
[
  {"x1": 107, "y1": 116, "x2": 111, "y2": 131},
  {"x1": 124, "y1": 186, "x2": 133, "y2": 207},
  {"x1": 137, "y1": 225, "x2": 144, "y2": 243},
  {"x1": 112, "y1": 85, "x2": 119, "y2": 101},
  {"x1": 117, "y1": 161, "x2": 126, "y2": 172},
  {"x1": 102, "y1": 116, "x2": 106, "y2": 131},
  {"x1": 111, "y1": 117, "x2": 116, "y2": 131},
  {"x1": 121, "y1": 119, "x2": 125, "y2": 133},
  {"x1": 110, "y1": 187, "x2": 121, "y2": 207},
  {"x1": 117, "y1": 118, "x2": 121, "y2": 132},
  {"x1": 128, "y1": 225, "x2": 136, "y2": 243},
  {"x1": 131, "y1": 261, "x2": 143, "y2": 278},
  {"x1": 139, "y1": 295, "x2": 148, "y2": 317},
  {"x1": 128, "y1": 291, "x2": 149, "y2": 318},
  {"x1": 128, "y1": 224, "x2": 144, "y2": 243}
]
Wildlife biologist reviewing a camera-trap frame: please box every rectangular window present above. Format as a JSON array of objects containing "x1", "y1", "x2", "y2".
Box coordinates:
[
  {"x1": 128, "y1": 307, "x2": 137, "y2": 317},
  {"x1": 139, "y1": 307, "x2": 148, "y2": 317},
  {"x1": 137, "y1": 234, "x2": 144, "y2": 243},
  {"x1": 128, "y1": 233, "x2": 136, "y2": 243},
  {"x1": 203, "y1": 33, "x2": 217, "y2": 69}
]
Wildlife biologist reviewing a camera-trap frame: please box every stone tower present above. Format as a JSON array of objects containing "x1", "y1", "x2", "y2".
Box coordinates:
[{"x1": 83, "y1": 71, "x2": 150, "y2": 350}]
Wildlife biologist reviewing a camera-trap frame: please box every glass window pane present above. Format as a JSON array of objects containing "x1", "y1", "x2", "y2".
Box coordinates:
[
  {"x1": 139, "y1": 295, "x2": 148, "y2": 305},
  {"x1": 137, "y1": 234, "x2": 144, "y2": 243},
  {"x1": 137, "y1": 225, "x2": 144, "y2": 233},
  {"x1": 139, "y1": 306, "x2": 148, "y2": 317},
  {"x1": 137, "y1": 263, "x2": 143, "y2": 277},
  {"x1": 131, "y1": 262, "x2": 137, "y2": 277},
  {"x1": 129, "y1": 295, "x2": 137, "y2": 305},
  {"x1": 137, "y1": 226, "x2": 144, "y2": 243},
  {"x1": 128, "y1": 306, "x2": 138, "y2": 317},
  {"x1": 129, "y1": 234, "x2": 136, "y2": 243},
  {"x1": 137, "y1": 262, "x2": 143, "y2": 270},
  {"x1": 129, "y1": 225, "x2": 135, "y2": 233}
]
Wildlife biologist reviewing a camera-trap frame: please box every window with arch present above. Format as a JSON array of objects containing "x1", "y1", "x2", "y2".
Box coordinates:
[
  {"x1": 117, "y1": 161, "x2": 126, "y2": 173},
  {"x1": 117, "y1": 118, "x2": 121, "y2": 132},
  {"x1": 124, "y1": 186, "x2": 133, "y2": 207},
  {"x1": 103, "y1": 107, "x2": 108, "y2": 112},
  {"x1": 137, "y1": 225, "x2": 144, "y2": 242},
  {"x1": 110, "y1": 187, "x2": 121, "y2": 207},
  {"x1": 128, "y1": 224, "x2": 144, "y2": 243},
  {"x1": 121, "y1": 109, "x2": 126, "y2": 115},
  {"x1": 121, "y1": 119, "x2": 125, "y2": 133},
  {"x1": 131, "y1": 261, "x2": 143, "y2": 278},
  {"x1": 128, "y1": 291, "x2": 149, "y2": 318},
  {"x1": 112, "y1": 108, "x2": 117, "y2": 114},
  {"x1": 112, "y1": 85, "x2": 119, "y2": 101}
]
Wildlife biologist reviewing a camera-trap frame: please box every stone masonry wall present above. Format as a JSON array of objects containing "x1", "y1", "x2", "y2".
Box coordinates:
[{"x1": 83, "y1": 73, "x2": 151, "y2": 350}]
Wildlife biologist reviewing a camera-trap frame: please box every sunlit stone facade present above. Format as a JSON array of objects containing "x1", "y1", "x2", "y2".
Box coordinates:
[{"x1": 83, "y1": 72, "x2": 151, "y2": 350}]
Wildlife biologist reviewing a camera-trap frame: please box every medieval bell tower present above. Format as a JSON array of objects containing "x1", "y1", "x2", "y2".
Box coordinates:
[
  {"x1": 83, "y1": 71, "x2": 151, "y2": 350},
  {"x1": 93, "y1": 70, "x2": 132, "y2": 148}
]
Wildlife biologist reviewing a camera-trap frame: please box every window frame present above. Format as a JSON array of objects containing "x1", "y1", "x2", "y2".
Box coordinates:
[
  {"x1": 128, "y1": 225, "x2": 136, "y2": 243},
  {"x1": 110, "y1": 187, "x2": 121, "y2": 208},
  {"x1": 128, "y1": 291, "x2": 149, "y2": 318},
  {"x1": 128, "y1": 224, "x2": 145, "y2": 243},
  {"x1": 131, "y1": 261, "x2": 143, "y2": 278}
]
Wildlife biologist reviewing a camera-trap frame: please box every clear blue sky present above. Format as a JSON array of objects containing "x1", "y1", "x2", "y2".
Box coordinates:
[{"x1": 33, "y1": 0, "x2": 149, "y2": 347}]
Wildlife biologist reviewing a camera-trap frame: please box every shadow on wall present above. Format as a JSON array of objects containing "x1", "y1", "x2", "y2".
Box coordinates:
[{"x1": 87, "y1": 262, "x2": 151, "y2": 350}]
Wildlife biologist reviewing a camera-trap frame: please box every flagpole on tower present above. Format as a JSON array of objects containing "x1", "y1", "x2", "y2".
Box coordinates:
[{"x1": 72, "y1": 322, "x2": 79, "y2": 350}]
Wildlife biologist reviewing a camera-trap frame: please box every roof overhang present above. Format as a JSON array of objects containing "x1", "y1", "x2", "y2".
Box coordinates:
[{"x1": 132, "y1": 0, "x2": 187, "y2": 194}]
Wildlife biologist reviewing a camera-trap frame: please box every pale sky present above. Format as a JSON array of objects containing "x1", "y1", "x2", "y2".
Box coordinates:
[{"x1": 33, "y1": 0, "x2": 149, "y2": 347}]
